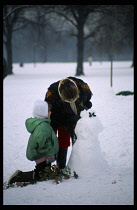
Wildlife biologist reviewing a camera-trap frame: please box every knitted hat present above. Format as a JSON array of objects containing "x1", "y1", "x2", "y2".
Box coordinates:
[
  {"x1": 33, "y1": 100, "x2": 48, "y2": 119},
  {"x1": 58, "y1": 78, "x2": 79, "y2": 103}
]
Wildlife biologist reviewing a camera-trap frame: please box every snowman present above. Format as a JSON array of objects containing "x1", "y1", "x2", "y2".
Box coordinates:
[{"x1": 67, "y1": 109, "x2": 110, "y2": 178}]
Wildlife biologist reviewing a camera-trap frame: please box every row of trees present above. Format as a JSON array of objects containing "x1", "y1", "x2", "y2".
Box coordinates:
[{"x1": 3, "y1": 5, "x2": 134, "y2": 78}]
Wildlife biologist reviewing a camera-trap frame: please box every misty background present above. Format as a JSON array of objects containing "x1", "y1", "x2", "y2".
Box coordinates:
[{"x1": 3, "y1": 5, "x2": 134, "y2": 77}]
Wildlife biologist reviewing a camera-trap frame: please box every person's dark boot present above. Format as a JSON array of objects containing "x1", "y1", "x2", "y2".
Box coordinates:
[
  {"x1": 8, "y1": 170, "x2": 35, "y2": 184},
  {"x1": 57, "y1": 148, "x2": 68, "y2": 169},
  {"x1": 8, "y1": 162, "x2": 51, "y2": 185},
  {"x1": 34, "y1": 161, "x2": 51, "y2": 180}
]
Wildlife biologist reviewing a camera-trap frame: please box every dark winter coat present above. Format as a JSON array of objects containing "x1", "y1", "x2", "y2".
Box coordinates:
[
  {"x1": 26, "y1": 118, "x2": 59, "y2": 161},
  {"x1": 44, "y1": 76, "x2": 92, "y2": 134}
]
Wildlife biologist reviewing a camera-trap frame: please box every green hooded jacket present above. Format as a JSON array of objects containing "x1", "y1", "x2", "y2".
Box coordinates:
[{"x1": 25, "y1": 117, "x2": 59, "y2": 161}]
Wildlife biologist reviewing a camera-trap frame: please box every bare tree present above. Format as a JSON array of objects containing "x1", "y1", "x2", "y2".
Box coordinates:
[
  {"x1": 46, "y1": 5, "x2": 124, "y2": 76},
  {"x1": 84, "y1": 5, "x2": 134, "y2": 86},
  {"x1": 4, "y1": 5, "x2": 133, "y2": 79},
  {"x1": 3, "y1": 5, "x2": 61, "y2": 74},
  {"x1": 46, "y1": 5, "x2": 105, "y2": 76},
  {"x1": 3, "y1": 5, "x2": 30, "y2": 75},
  {"x1": 103, "y1": 5, "x2": 134, "y2": 86}
]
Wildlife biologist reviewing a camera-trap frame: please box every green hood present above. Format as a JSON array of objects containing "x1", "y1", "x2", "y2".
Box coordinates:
[{"x1": 25, "y1": 118, "x2": 51, "y2": 133}]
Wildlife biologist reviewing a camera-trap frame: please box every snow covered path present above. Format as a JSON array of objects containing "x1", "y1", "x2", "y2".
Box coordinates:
[{"x1": 3, "y1": 62, "x2": 134, "y2": 205}]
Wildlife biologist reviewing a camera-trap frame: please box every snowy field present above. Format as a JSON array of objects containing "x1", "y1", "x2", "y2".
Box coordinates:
[{"x1": 3, "y1": 61, "x2": 134, "y2": 205}]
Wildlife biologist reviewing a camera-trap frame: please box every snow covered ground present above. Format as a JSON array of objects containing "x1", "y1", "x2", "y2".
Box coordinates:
[{"x1": 3, "y1": 61, "x2": 134, "y2": 205}]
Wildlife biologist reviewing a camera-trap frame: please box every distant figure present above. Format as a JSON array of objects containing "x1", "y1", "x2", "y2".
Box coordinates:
[
  {"x1": 20, "y1": 63, "x2": 23, "y2": 67},
  {"x1": 88, "y1": 56, "x2": 92, "y2": 66}
]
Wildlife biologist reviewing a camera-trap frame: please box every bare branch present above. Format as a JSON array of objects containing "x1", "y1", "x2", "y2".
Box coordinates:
[
  {"x1": 50, "y1": 10, "x2": 77, "y2": 28},
  {"x1": 84, "y1": 23, "x2": 106, "y2": 41},
  {"x1": 12, "y1": 23, "x2": 28, "y2": 32},
  {"x1": 3, "y1": 5, "x2": 33, "y2": 21}
]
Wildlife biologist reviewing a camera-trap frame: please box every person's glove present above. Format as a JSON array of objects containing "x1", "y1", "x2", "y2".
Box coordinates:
[
  {"x1": 84, "y1": 101, "x2": 92, "y2": 109},
  {"x1": 65, "y1": 115, "x2": 80, "y2": 146},
  {"x1": 46, "y1": 155, "x2": 55, "y2": 164},
  {"x1": 78, "y1": 101, "x2": 92, "y2": 111},
  {"x1": 71, "y1": 132, "x2": 77, "y2": 146}
]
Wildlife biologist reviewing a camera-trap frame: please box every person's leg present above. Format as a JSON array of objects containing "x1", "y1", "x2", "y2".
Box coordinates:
[
  {"x1": 8, "y1": 161, "x2": 51, "y2": 184},
  {"x1": 57, "y1": 147, "x2": 68, "y2": 169},
  {"x1": 34, "y1": 161, "x2": 51, "y2": 180},
  {"x1": 56, "y1": 126, "x2": 70, "y2": 169},
  {"x1": 8, "y1": 170, "x2": 35, "y2": 184}
]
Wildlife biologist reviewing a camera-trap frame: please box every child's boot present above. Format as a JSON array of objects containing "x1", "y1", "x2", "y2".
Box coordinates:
[{"x1": 8, "y1": 170, "x2": 35, "y2": 185}]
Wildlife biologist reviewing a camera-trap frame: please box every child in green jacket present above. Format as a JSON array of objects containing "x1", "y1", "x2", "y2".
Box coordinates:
[{"x1": 8, "y1": 100, "x2": 59, "y2": 184}]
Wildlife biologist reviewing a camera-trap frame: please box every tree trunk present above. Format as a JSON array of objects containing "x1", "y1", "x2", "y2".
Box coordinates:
[
  {"x1": 75, "y1": 24, "x2": 84, "y2": 76},
  {"x1": 5, "y1": 29, "x2": 13, "y2": 75},
  {"x1": 109, "y1": 41, "x2": 114, "y2": 87},
  {"x1": 3, "y1": 57, "x2": 7, "y2": 79},
  {"x1": 110, "y1": 59, "x2": 113, "y2": 87}
]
